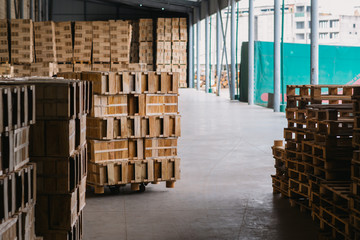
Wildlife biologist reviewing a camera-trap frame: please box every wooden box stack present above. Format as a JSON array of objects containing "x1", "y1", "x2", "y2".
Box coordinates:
[
  {"x1": 80, "y1": 71, "x2": 181, "y2": 194},
  {"x1": 92, "y1": 21, "x2": 110, "y2": 68},
  {"x1": 129, "y1": 20, "x2": 139, "y2": 63},
  {"x1": 0, "y1": 80, "x2": 38, "y2": 240},
  {"x1": 73, "y1": 21, "x2": 92, "y2": 64},
  {"x1": 27, "y1": 77, "x2": 91, "y2": 240},
  {"x1": 10, "y1": 19, "x2": 34, "y2": 78},
  {"x1": 139, "y1": 19, "x2": 153, "y2": 70},
  {"x1": 0, "y1": 63, "x2": 13, "y2": 77},
  {"x1": 272, "y1": 85, "x2": 360, "y2": 239},
  {"x1": 55, "y1": 21, "x2": 73, "y2": 72},
  {"x1": 34, "y1": 21, "x2": 57, "y2": 63},
  {"x1": 0, "y1": 19, "x2": 9, "y2": 63},
  {"x1": 156, "y1": 18, "x2": 187, "y2": 88},
  {"x1": 109, "y1": 20, "x2": 131, "y2": 70}
]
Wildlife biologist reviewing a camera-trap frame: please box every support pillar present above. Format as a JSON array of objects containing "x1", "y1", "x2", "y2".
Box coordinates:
[
  {"x1": 248, "y1": 0, "x2": 255, "y2": 105},
  {"x1": 189, "y1": 12, "x2": 194, "y2": 88},
  {"x1": 274, "y1": 0, "x2": 281, "y2": 112},
  {"x1": 311, "y1": 0, "x2": 319, "y2": 85}
]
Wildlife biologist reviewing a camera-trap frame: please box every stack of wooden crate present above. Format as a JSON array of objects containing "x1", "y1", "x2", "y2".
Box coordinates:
[
  {"x1": 0, "y1": 81, "x2": 39, "y2": 240},
  {"x1": 272, "y1": 85, "x2": 360, "y2": 239},
  {"x1": 109, "y1": 20, "x2": 131, "y2": 72},
  {"x1": 55, "y1": 21, "x2": 73, "y2": 73},
  {"x1": 73, "y1": 21, "x2": 92, "y2": 72},
  {"x1": 0, "y1": 19, "x2": 9, "y2": 63},
  {"x1": 139, "y1": 19, "x2": 153, "y2": 71},
  {"x1": 28, "y1": 77, "x2": 91, "y2": 240},
  {"x1": 0, "y1": 63, "x2": 14, "y2": 77},
  {"x1": 10, "y1": 19, "x2": 34, "y2": 76},
  {"x1": 156, "y1": 18, "x2": 187, "y2": 88},
  {"x1": 79, "y1": 71, "x2": 181, "y2": 193},
  {"x1": 130, "y1": 20, "x2": 139, "y2": 63},
  {"x1": 92, "y1": 21, "x2": 110, "y2": 71}
]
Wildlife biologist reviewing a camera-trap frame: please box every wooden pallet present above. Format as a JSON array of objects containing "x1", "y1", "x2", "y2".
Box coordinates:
[{"x1": 271, "y1": 175, "x2": 289, "y2": 197}]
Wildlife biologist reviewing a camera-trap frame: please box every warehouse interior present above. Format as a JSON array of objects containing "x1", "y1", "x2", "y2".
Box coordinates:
[{"x1": 0, "y1": 0, "x2": 359, "y2": 240}]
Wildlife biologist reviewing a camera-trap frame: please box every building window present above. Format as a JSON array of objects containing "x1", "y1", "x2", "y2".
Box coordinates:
[
  {"x1": 296, "y1": 6, "x2": 304, "y2": 12},
  {"x1": 354, "y1": 24, "x2": 357, "y2": 28},
  {"x1": 308, "y1": 21, "x2": 311, "y2": 28},
  {"x1": 306, "y1": 6, "x2": 311, "y2": 12},
  {"x1": 296, "y1": 34, "x2": 305, "y2": 40},
  {"x1": 330, "y1": 32, "x2": 339, "y2": 39},
  {"x1": 296, "y1": 21, "x2": 305, "y2": 29},
  {"x1": 330, "y1": 20, "x2": 339, "y2": 28},
  {"x1": 319, "y1": 20, "x2": 329, "y2": 28},
  {"x1": 319, "y1": 33, "x2": 328, "y2": 39}
]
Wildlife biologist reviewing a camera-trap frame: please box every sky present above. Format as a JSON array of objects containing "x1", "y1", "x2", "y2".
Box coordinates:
[{"x1": 238, "y1": 0, "x2": 360, "y2": 15}]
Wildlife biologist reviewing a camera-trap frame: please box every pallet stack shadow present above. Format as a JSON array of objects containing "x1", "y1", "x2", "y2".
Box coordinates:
[
  {"x1": 28, "y1": 77, "x2": 91, "y2": 240},
  {"x1": 271, "y1": 85, "x2": 360, "y2": 240},
  {"x1": 80, "y1": 71, "x2": 181, "y2": 193},
  {"x1": 156, "y1": 18, "x2": 187, "y2": 88},
  {"x1": 0, "y1": 81, "x2": 39, "y2": 239}
]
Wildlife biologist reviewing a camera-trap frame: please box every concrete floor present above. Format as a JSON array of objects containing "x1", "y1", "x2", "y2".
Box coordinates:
[{"x1": 84, "y1": 89, "x2": 319, "y2": 240}]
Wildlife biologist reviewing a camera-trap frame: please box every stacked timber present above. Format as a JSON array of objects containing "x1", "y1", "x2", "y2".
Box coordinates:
[
  {"x1": 92, "y1": 21, "x2": 110, "y2": 71},
  {"x1": 0, "y1": 80, "x2": 39, "y2": 240},
  {"x1": 0, "y1": 19, "x2": 9, "y2": 63},
  {"x1": 139, "y1": 19, "x2": 153, "y2": 71},
  {"x1": 272, "y1": 85, "x2": 360, "y2": 240},
  {"x1": 73, "y1": 21, "x2": 92, "y2": 72},
  {"x1": 25, "y1": 77, "x2": 91, "y2": 240},
  {"x1": 79, "y1": 71, "x2": 181, "y2": 193},
  {"x1": 34, "y1": 21, "x2": 57, "y2": 63},
  {"x1": 55, "y1": 21, "x2": 73, "y2": 72},
  {"x1": 109, "y1": 20, "x2": 131, "y2": 72}
]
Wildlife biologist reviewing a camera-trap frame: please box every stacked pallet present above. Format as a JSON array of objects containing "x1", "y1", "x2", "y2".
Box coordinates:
[
  {"x1": 27, "y1": 77, "x2": 91, "y2": 240},
  {"x1": 272, "y1": 85, "x2": 360, "y2": 239},
  {"x1": 73, "y1": 21, "x2": 92, "y2": 73},
  {"x1": 109, "y1": 20, "x2": 131, "y2": 72},
  {"x1": 55, "y1": 21, "x2": 73, "y2": 72},
  {"x1": 80, "y1": 71, "x2": 181, "y2": 193},
  {"x1": 34, "y1": 21, "x2": 57, "y2": 63},
  {"x1": 10, "y1": 19, "x2": 34, "y2": 77},
  {"x1": 0, "y1": 81, "x2": 38, "y2": 240},
  {"x1": 92, "y1": 21, "x2": 110, "y2": 72},
  {"x1": 0, "y1": 19, "x2": 9, "y2": 63},
  {"x1": 156, "y1": 18, "x2": 187, "y2": 88},
  {"x1": 139, "y1": 19, "x2": 153, "y2": 71}
]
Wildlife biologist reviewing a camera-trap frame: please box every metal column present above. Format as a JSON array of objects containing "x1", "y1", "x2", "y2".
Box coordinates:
[
  {"x1": 196, "y1": 7, "x2": 201, "y2": 90},
  {"x1": 6, "y1": 0, "x2": 11, "y2": 19},
  {"x1": 44, "y1": 0, "x2": 48, "y2": 21},
  {"x1": 216, "y1": 3, "x2": 222, "y2": 96},
  {"x1": 19, "y1": 0, "x2": 24, "y2": 18},
  {"x1": 273, "y1": 0, "x2": 281, "y2": 112},
  {"x1": 311, "y1": 0, "x2": 319, "y2": 85},
  {"x1": 205, "y1": 1, "x2": 209, "y2": 93},
  {"x1": 189, "y1": 12, "x2": 194, "y2": 88},
  {"x1": 230, "y1": 0, "x2": 236, "y2": 100},
  {"x1": 30, "y1": 0, "x2": 34, "y2": 20},
  {"x1": 38, "y1": 0, "x2": 42, "y2": 21},
  {"x1": 248, "y1": 0, "x2": 255, "y2": 105}
]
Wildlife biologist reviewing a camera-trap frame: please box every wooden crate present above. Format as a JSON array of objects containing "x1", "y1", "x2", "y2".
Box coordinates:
[
  {"x1": 13, "y1": 64, "x2": 31, "y2": 77},
  {"x1": 92, "y1": 21, "x2": 110, "y2": 63},
  {"x1": 179, "y1": 18, "x2": 187, "y2": 41},
  {"x1": 144, "y1": 138, "x2": 178, "y2": 159},
  {"x1": 76, "y1": 114, "x2": 87, "y2": 149},
  {"x1": 34, "y1": 21, "x2": 57, "y2": 63},
  {"x1": 127, "y1": 159, "x2": 154, "y2": 183},
  {"x1": 171, "y1": 18, "x2": 180, "y2": 41},
  {"x1": 17, "y1": 202, "x2": 37, "y2": 240},
  {"x1": 109, "y1": 20, "x2": 131, "y2": 63},
  {"x1": 81, "y1": 71, "x2": 116, "y2": 95},
  {"x1": 91, "y1": 95, "x2": 128, "y2": 117},
  {"x1": 142, "y1": 115, "x2": 181, "y2": 138},
  {"x1": 57, "y1": 63, "x2": 73, "y2": 73},
  {"x1": 0, "y1": 64, "x2": 13, "y2": 77},
  {"x1": 139, "y1": 42, "x2": 153, "y2": 65},
  {"x1": 55, "y1": 21, "x2": 73, "y2": 63},
  {"x1": 36, "y1": 189, "x2": 78, "y2": 231},
  {"x1": 139, "y1": 19, "x2": 153, "y2": 42},
  {"x1": 164, "y1": 18, "x2": 172, "y2": 41},
  {"x1": 88, "y1": 160, "x2": 128, "y2": 186},
  {"x1": 87, "y1": 116, "x2": 141, "y2": 140},
  {"x1": 128, "y1": 94, "x2": 178, "y2": 116},
  {"x1": 0, "y1": 19, "x2": 9, "y2": 63},
  {"x1": 33, "y1": 145, "x2": 87, "y2": 194},
  {"x1": 10, "y1": 19, "x2": 34, "y2": 64},
  {"x1": 153, "y1": 157, "x2": 180, "y2": 182},
  {"x1": 156, "y1": 18, "x2": 165, "y2": 41},
  {"x1": 88, "y1": 139, "x2": 128, "y2": 163},
  {"x1": 30, "y1": 119, "x2": 76, "y2": 157},
  {"x1": 30, "y1": 62, "x2": 58, "y2": 77},
  {"x1": 35, "y1": 81, "x2": 77, "y2": 120},
  {"x1": 0, "y1": 217, "x2": 17, "y2": 239},
  {"x1": 73, "y1": 21, "x2": 92, "y2": 62}
]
